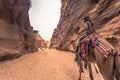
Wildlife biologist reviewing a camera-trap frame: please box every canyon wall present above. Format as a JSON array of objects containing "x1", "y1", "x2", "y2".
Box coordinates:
[
  {"x1": 0, "y1": 0, "x2": 36, "y2": 60},
  {"x1": 33, "y1": 30, "x2": 49, "y2": 49},
  {"x1": 51, "y1": 0, "x2": 120, "y2": 51}
]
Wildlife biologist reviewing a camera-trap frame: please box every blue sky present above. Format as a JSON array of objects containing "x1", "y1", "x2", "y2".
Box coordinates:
[{"x1": 29, "y1": 0, "x2": 61, "y2": 41}]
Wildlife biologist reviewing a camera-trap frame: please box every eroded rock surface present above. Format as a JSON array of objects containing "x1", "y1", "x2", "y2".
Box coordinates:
[
  {"x1": 51, "y1": 0, "x2": 120, "y2": 51},
  {"x1": 0, "y1": 0, "x2": 35, "y2": 60},
  {"x1": 33, "y1": 30, "x2": 49, "y2": 49}
]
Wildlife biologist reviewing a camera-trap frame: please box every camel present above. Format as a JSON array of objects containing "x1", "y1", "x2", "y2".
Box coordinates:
[{"x1": 76, "y1": 34, "x2": 120, "y2": 80}]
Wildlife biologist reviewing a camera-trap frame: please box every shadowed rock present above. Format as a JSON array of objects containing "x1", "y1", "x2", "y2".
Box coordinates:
[{"x1": 0, "y1": 0, "x2": 36, "y2": 60}]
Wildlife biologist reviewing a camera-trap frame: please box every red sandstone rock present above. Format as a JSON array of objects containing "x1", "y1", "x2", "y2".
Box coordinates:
[
  {"x1": 33, "y1": 30, "x2": 49, "y2": 49},
  {"x1": 0, "y1": 0, "x2": 35, "y2": 60},
  {"x1": 51, "y1": 0, "x2": 120, "y2": 51}
]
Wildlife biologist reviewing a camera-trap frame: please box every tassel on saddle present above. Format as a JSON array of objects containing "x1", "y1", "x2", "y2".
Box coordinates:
[{"x1": 92, "y1": 36, "x2": 118, "y2": 61}]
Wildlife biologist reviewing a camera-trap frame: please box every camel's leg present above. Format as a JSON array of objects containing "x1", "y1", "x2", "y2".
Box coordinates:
[
  {"x1": 115, "y1": 73, "x2": 120, "y2": 80},
  {"x1": 78, "y1": 62, "x2": 84, "y2": 80},
  {"x1": 78, "y1": 67, "x2": 82, "y2": 80},
  {"x1": 88, "y1": 63, "x2": 94, "y2": 80},
  {"x1": 77, "y1": 57, "x2": 83, "y2": 80}
]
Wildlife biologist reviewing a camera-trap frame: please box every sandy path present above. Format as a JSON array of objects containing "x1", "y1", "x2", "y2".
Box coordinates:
[{"x1": 0, "y1": 49, "x2": 103, "y2": 80}]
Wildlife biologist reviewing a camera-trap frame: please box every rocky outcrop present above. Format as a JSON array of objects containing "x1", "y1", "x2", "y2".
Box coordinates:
[
  {"x1": 51, "y1": 0, "x2": 120, "y2": 51},
  {"x1": 33, "y1": 30, "x2": 49, "y2": 49},
  {"x1": 0, "y1": 0, "x2": 35, "y2": 60}
]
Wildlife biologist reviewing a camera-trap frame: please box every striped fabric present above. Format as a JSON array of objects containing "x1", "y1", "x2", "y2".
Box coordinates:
[{"x1": 92, "y1": 35, "x2": 115, "y2": 56}]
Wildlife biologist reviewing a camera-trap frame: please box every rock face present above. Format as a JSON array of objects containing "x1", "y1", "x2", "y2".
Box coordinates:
[
  {"x1": 0, "y1": 0, "x2": 35, "y2": 60},
  {"x1": 50, "y1": 0, "x2": 120, "y2": 51},
  {"x1": 33, "y1": 30, "x2": 49, "y2": 49}
]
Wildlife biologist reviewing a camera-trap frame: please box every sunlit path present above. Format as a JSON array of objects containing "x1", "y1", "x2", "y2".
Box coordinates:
[{"x1": 0, "y1": 49, "x2": 103, "y2": 80}]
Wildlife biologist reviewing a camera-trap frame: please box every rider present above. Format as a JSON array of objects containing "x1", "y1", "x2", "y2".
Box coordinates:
[
  {"x1": 76, "y1": 16, "x2": 112, "y2": 62},
  {"x1": 74, "y1": 16, "x2": 96, "y2": 71},
  {"x1": 78, "y1": 16, "x2": 95, "y2": 41},
  {"x1": 75, "y1": 16, "x2": 95, "y2": 61}
]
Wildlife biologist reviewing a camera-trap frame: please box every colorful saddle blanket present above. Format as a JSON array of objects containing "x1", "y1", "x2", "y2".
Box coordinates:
[
  {"x1": 91, "y1": 35, "x2": 116, "y2": 56},
  {"x1": 78, "y1": 34, "x2": 117, "y2": 59}
]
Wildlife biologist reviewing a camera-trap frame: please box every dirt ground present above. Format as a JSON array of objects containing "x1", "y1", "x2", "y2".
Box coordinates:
[{"x1": 0, "y1": 49, "x2": 104, "y2": 80}]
